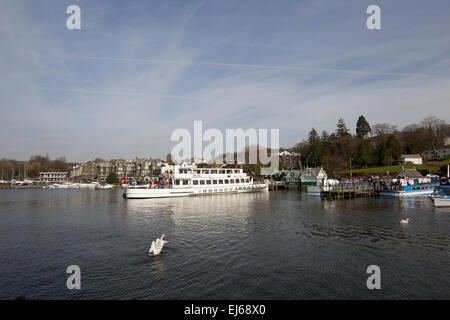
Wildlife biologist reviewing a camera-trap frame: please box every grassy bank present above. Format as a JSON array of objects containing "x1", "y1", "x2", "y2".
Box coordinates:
[{"x1": 342, "y1": 163, "x2": 436, "y2": 175}]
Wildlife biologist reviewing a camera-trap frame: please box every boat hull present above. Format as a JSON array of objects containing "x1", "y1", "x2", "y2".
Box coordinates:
[
  {"x1": 124, "y1": 184, "x2": 268, "y2": 199},
  {"x1": 429, "y1": 196, "x2": 450, "y2": 207},
  {"x1": 379, "y1": 189, "x2": 434, "y2": 197}
]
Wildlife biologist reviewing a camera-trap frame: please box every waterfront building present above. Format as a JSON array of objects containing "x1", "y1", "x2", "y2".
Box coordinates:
[
  {"x1": 279, "y1": 150, "x2": 301, "y2": 170},
  {"x1": 300, "y1": 167, "x2": 327, "y2": 186},
  {"x1": 423, "y1": 146, "x2": 450, "y2": 160},
  {"x1": 271, "y1": 169, "x2": 302, "y2": 185},
  {"x1": 399, "y1": 154, "x2": 423, "y2": 165},
  {"x1": 97, "y1": 161, "x2": 113, "y2": 181},
  {"x1": 39, "y1": 172, "x2": 68, "y2": 183},
  {"x1": 70, "y1": 157, "x2": 164, "y2": 182},
  {"x1": 150, "y1": 159, "x2": 165, "y2": 177},
  {"x1": 110, "y1": 159, "x2": 127, "y2": 178}
]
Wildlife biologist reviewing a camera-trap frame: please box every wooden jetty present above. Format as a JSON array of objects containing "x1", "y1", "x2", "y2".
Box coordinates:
[
  {"x1": 320, "y1": 182, "x2": 377, "y2": 199},
  {"x1": 269, "y1": 181, "x2": 301, "y2": 190}
]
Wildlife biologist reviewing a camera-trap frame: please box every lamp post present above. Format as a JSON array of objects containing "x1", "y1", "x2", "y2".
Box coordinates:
[{"x1": 349, "y1": 158, "x2": 352, "y2": 177}]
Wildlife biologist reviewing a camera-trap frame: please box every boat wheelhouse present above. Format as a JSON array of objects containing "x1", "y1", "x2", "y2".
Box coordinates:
[{"x1": 123, "y1": 164, "x2": 268, "y2": 199}]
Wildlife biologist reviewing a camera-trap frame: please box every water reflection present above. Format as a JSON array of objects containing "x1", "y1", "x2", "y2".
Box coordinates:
[
  {"x1": 148, "y1": 255, "x2": 166, "y2": 278},
  {"x1": 1, "y1": 189, "x2": 449, "y2": 299}
]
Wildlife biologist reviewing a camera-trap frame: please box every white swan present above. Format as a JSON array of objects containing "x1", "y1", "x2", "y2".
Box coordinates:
[
  {"x1": 399, "y1": 218, "x2": 410, "y2": 224},
  {"x1": 148, "y1": 234, "x2": 168, "y2": 256}
]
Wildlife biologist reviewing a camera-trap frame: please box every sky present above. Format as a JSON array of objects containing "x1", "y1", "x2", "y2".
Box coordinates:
[{"x1": 1, "y1": 0, "x2": 450, "y2": 162}]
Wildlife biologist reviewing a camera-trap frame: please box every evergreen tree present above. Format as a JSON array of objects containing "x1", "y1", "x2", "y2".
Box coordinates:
[
  {"x1": 105, "y1": 172, "x2": 119, "y2": 184},
  {"x1": 355, "y1": 138, "x2": 373, "y2": 167},
  {"x1": 336, "y1": 118, "x2": 350, "y2": 137},
  {"x1": 386, "y1": 134, "x2": 401, "y2": 161},
  {"x1": 356, "y1": 115, "x2": 371, "y2": 138},
  {"x1": 308, "y1": 128, "x2": 319, "y2": 144}
]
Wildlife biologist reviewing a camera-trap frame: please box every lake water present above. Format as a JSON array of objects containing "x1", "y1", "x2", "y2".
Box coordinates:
[{"x1": 0, "y1": 189, "x2": 449, "y2": 299}]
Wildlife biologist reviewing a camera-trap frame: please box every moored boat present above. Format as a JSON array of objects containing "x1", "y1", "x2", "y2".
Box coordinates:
[
  {"x1": 429, "y1": 176, "x2": 450, "y2": 207},
  {"x1": 379, "y1": 177, "x2": 439, "y2": 197},
  {"x1": 124, "y1": 164, "x2": 268, "y2": 199}
]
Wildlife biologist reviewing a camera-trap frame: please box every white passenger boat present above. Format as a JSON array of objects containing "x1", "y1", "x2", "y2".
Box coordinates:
[
  {"x1": 124, "y1": 165, "x2": 268, "y2": 199},
  {"x1": 379, "y1": 177, "x2": 439, "y2": 197}
]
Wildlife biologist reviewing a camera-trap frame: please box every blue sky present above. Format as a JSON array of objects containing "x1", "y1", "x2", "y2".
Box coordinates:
[{"x1": 1, "y1": 0, "x2": 450, "y2": 161}]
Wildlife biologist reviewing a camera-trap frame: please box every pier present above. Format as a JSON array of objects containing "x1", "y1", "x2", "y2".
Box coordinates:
[
  {"x1": 320, "y1": 182, "x2": 377, "y2": 199},
  {"x1": 269, "y1": 181, "x2": 301, "y2": 190}
]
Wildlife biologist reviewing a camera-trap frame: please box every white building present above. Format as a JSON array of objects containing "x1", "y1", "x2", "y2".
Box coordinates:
[{"x1": 400, "y1": 154, "x2": 423, "y2": 165}]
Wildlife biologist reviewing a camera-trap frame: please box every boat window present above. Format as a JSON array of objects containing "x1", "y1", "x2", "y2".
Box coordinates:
[
  {"x1": 225, "y1": 179, "x2": 229, "y2": 184},
  {"x1": 246, "y1": 179, "x2": 249, "y2": 183},
  {"x1": 226, "y1": 170, "x2": 231, "y2": 174},
  {"x1": 200, "y1": 180, "x2": 205, "y2": 185},
  {"x1": 175, "y1": 180, "x2": 181, "y2": 185},
  {"x1": 207, "y1": 180, "x2": 212, "y2": 185},
  {"x1": 219, "y1": 170, "x2": 225, "y2": 174},
  {"x1": 213, "y1": 180, "x2": 218, "y2": 184},
  {"x1": 219, "y1": 180, "x2": 224, "y2": 184},
  {"x1": 211, "y1": 170, "x2": 217, "y2": 174},
  {"x1": 193, "y1": 180, "x2": 199, "y2": 185},
  {"x1": 241, "y1": 179, "x2": 244, "y2": 183}
]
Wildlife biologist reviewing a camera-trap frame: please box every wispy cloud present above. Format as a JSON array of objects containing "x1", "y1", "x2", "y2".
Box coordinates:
[{"x1": 1, "y1": 0, "x2": 449, "y2": 161}]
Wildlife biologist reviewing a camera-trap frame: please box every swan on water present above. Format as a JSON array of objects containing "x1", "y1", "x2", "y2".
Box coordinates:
[
  {"x1": 148, "y1": 234, "x2": 168, "y2": 256},
  {"x1": 399, "y1": 218, "x2": 410, "y2": 224}
]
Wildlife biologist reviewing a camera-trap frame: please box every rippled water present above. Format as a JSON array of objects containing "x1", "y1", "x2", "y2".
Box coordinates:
[{"x1": 0, "y1": 189, "x2": 449, "y2": 299}]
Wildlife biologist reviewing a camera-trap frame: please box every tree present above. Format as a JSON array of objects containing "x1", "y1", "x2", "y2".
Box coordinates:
[
  {"x1": 166, "y1": 153, "x2": 174, "y2": 165},
  {"x1": 382, "y1": 134, "x2": 401, "y2": 165},
  {"x1": 336, "y1": 118, "x2": 350, "y2": 137},
  {"x1": 105, "y1": 172, "x2": 119, "y2": 184},
  {"x1": 355, "y1": 138, "x2": 373, "y2": 167},
  {"x1": 308, "y1": 128, "x2": 319, "y2": 144},
  {"x1": 356, "y1": 115, "x2": 371, "y2": 138},
  {"x1": 420, "y1": 116, "x2": 447, "y2": 159}
]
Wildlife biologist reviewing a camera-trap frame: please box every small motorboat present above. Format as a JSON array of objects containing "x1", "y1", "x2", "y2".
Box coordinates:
[{"x1": 429, "y1": 184, "x2": 450, "y2": 207}]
